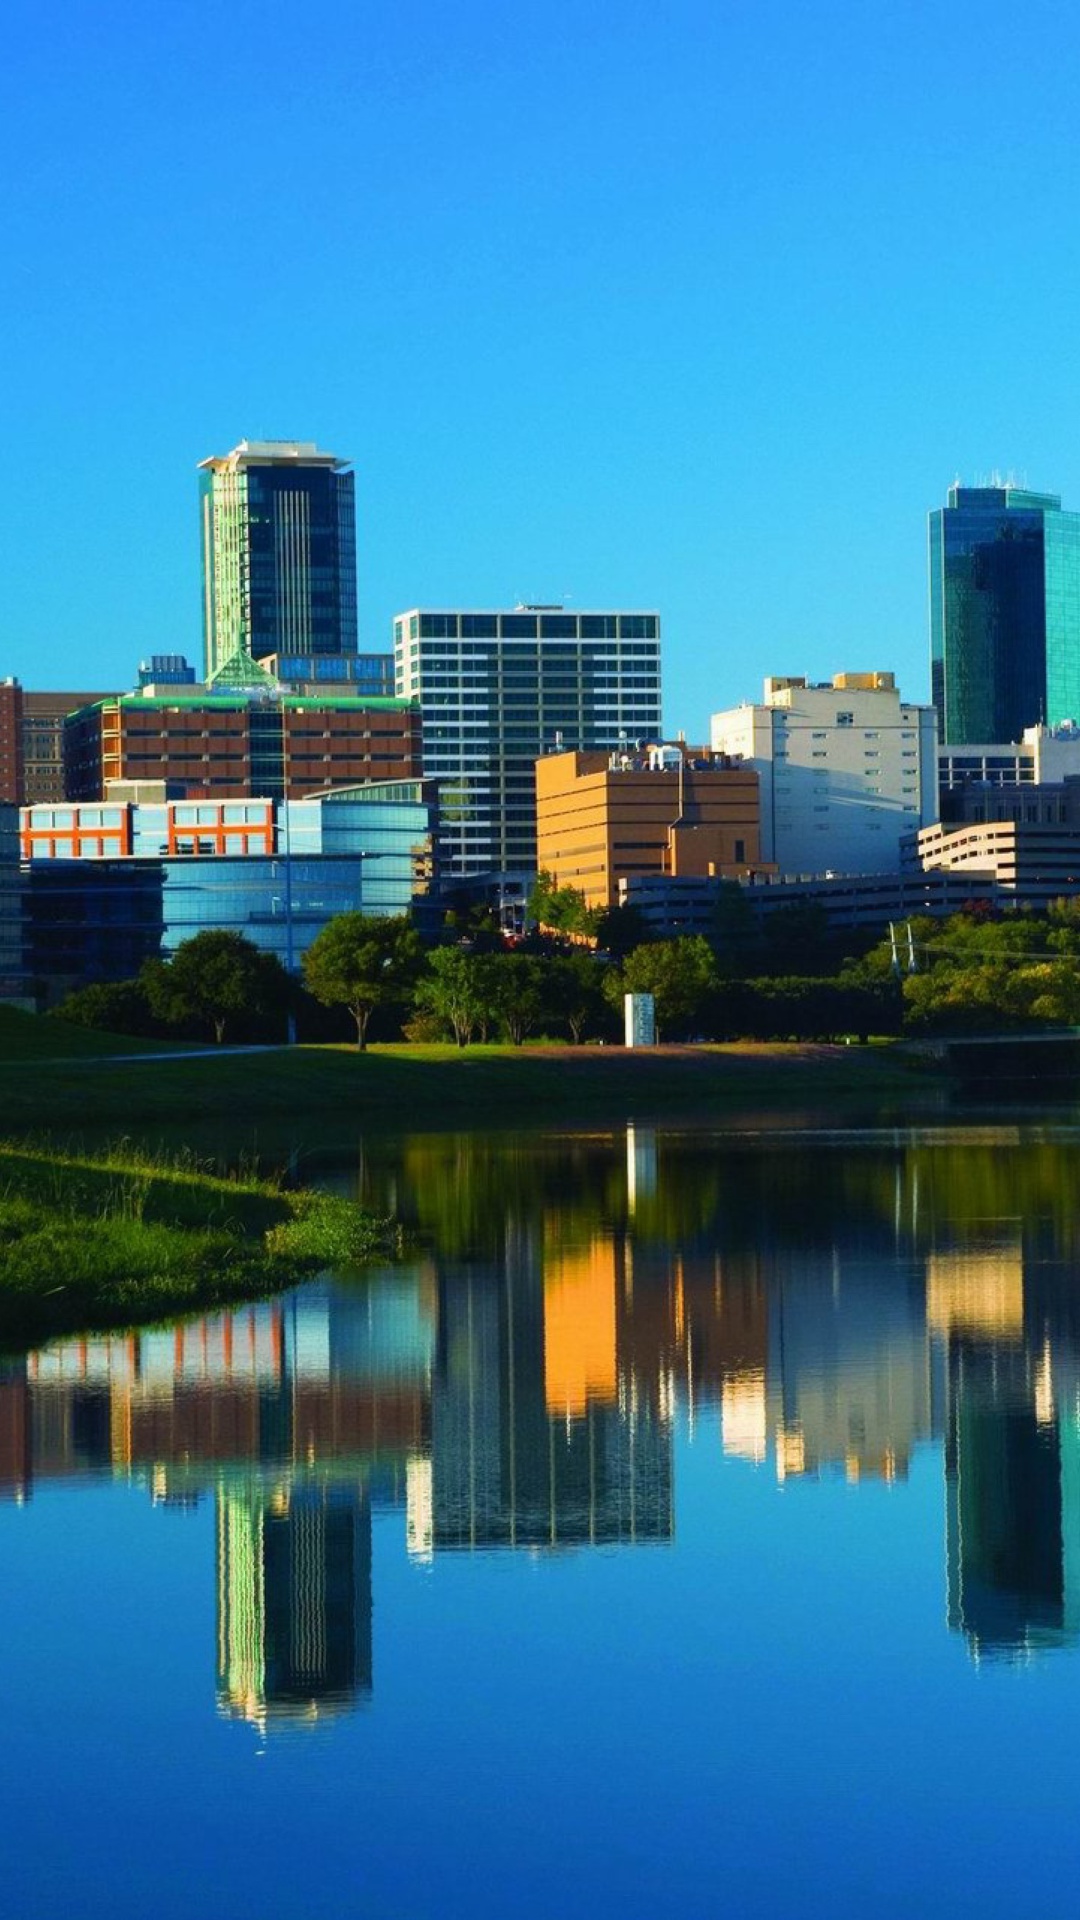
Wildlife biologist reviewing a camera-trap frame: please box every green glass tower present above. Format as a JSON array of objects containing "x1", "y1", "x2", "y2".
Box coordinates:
[
  {"x1": 929, "y1": 485, "x2": 1080, "y2": 744},
  {"x1": 199, "y1": 440, "x2": 358, "y2": 682}
]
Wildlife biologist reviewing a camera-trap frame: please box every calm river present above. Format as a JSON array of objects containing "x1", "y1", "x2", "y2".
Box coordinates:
[{"x1": 3, "y1": 1122, "x2": 1080, "y2": 1917}]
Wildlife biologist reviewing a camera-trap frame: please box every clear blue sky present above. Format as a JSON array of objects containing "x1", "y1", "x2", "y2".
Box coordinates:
[{"x1": 5, "y1": 0, "x2": 1080, "y2": 737}]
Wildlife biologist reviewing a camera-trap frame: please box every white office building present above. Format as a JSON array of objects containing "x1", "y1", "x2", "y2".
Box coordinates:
[
  {"x1": 394, "y1": 606, "x2": 662, "y2": 876},
  {"x1": 710, "y1": 673, "x2": 938, "y2": 876},
  {"x1": 939, "y1": 722, "x2": 1080, "y2": 802}
]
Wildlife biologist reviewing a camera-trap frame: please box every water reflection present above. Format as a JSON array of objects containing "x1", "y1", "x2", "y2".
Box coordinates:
[{"x1": 5, "y1": 1123, "x2": 1080, "y2": 1732}]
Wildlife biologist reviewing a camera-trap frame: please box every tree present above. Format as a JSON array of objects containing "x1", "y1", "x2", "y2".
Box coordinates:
[
  {"x1": 592, "y1": 902, "x2": 651, "y2": 959},
  {"x1": 302, "y1": 913, "x2": 423, "y2": 1049},
  {"x1": 49, "y1": 979, "x2": 159, "y2": 1039},
  {"x1": 141, "y1": 932, "x2": 289, "y2": 1045},
  {"x1": 544, "y1": 951, "x2": 610, "y2": 1044},
  {"x1": 528, "y1": 870, "x2": 597, "y2": 938},
  {"x1": 609, "y1": 936, "x2": 718, "y2": 1040},
  {"x1": 488, "y1": 953, "x2": 545, "y2": 1045},
  {"x1": 414, "y1": 946, "x2": 491, "y2": 1047}
]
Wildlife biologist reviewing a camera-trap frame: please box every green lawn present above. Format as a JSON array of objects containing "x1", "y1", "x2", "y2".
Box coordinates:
[
  {"x1": 0, "y1": 1005, "x2": 193, "y2": 1061},
  {"x1": 0, "y1": 1015, "x2": 941, "y2": 1143},
  {"x1": 0, "y1": 1135, "x2": 393, "y2": 1348}
]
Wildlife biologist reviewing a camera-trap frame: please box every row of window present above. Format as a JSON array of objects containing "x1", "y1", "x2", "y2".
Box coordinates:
[{"x1": 399, "y1": 613, "x2": 659, "y2": 642}]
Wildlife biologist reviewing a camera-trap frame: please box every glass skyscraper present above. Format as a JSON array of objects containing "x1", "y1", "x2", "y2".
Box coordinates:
[
  {"x1": 199, "y1": 441, "x2": 358, "y2": 681},
  {"x1": 929, "y1": 485, "x2": 1080, "y2": 744}
]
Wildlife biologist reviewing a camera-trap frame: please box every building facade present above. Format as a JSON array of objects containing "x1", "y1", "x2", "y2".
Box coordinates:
[
  {"x1": 710, "y1": 673, "x2": 937, "y2": 876},
  {"x1": 0, "y1": 683, "x2": 120, "y2": 804},
  {"x1": 199, "y1": 440, "x2": 359, "y2": 681},
  {"x1": 910, "y1": 817, "x2": 1080, "y2": 909},
  {"x1": 394, "y1": 606, "x2": 662, "y2": 877},
  {"x1": 64, "y1": 691, "x2": 421, "y2": 801},
  {"x1": 535, "y1": 743, "x2": 762, "y2": 910},
  {"x1": 22, "y1": 781, "x2": 437, "y2": 991},
  {"x1": 939, "y1": 722, "x2": 1080, "y2": 818},
  {"x1": 929, "y1": 484, "x2": 1080, "y2": 745}
]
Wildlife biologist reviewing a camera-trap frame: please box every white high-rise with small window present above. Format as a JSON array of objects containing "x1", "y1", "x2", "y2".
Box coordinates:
[
  {"x1": 710, "y1": 673, "x2": 938, "y2": 876},
  {"x1": 394, "y1": 607, "x2": 662, "y2": 876}
]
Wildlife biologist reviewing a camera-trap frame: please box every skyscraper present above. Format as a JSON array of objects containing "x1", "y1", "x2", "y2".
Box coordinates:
[
  {"x1": 199, "y1": 440, "x2": 358, "y2": 681},
  {"x1": 394, "y1": 606, "x2": 662, "y2": 875},
  {"x1": 929, "y1": 484, "x2": 1080, "y2": 744}
]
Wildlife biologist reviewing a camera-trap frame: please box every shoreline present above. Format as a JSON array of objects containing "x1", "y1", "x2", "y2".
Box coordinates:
[{"x1": 0, "y1": 1038, "x2": 945, "y2": 1141}]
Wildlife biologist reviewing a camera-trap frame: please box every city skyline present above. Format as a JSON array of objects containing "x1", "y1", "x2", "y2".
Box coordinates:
[{"x1": 7, "y1": 4, "x2": 1080, "y2": 742}]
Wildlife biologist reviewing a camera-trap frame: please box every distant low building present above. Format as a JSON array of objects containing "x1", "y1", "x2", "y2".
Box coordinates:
[{"x1": 910, "y1": 817, "x2": 1080, "y2": 910}]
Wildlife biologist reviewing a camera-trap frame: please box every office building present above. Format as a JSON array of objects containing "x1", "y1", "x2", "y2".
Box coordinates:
[
  {"x1": 394, "y1": 606, "x2": 662, "y2": 877},
  {"x1": 939, "y1": 721, "x2": 1080, "y2": 818},
  {"x1": 711, "y1": 673, "x2": 937, "y2": 876},
  {"x1": 536, "y1": 743, "x2": 762, "y2": 910},
  {"x1": 910, "y1": 816, "x2": 1080, "y2": 910},
  {"x1": 64, "y1": 689, "x2": 421, "y2": 802},
  {"x1": 22, "y1": 780, "x2": 437, "y2": 991},
  {"x1": 929, "y1": 484, "x2": 1080, "y2": 745},
  {"x1": 261, "y1": 652, "x2": 394, "y2": 697},
  {"x1": 0, "y1": 805, "x2": 23, "y2": 998},
  {"x1": 137, "y1": 654, "x2": 197, "y2": 689},
  {"x1": 0, "y1": 682, "x2": 119, "y2": 805},
  {"x1": 199, "y1": 440, "x2": 359, "y2": 681},
  {"x1": 619, "y1": 865, "x2": 1001, "y2": 939}
]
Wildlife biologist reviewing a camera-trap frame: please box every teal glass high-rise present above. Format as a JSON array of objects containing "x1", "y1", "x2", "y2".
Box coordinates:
[
  {"x1": 929, "y1": 485, "x2": 1080, "y2": 743},
  {"x1": 199, "y1": 440, "x2": 358, "y2": 681}
]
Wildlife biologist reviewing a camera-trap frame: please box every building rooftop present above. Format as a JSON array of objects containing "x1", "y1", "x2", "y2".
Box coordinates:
[{"x1": 198, "y1": 440, "x2": 350, "y2": 473}]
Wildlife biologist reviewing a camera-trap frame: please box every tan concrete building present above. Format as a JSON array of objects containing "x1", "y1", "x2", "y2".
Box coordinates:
[{"x1": 535, "y1": 743, "x2": 763, "y2": 910}]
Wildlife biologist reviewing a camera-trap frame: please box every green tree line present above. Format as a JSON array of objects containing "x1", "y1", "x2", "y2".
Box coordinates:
[{"x1": 46, "y1": 898, "x2": 1080, "y2": 1048}]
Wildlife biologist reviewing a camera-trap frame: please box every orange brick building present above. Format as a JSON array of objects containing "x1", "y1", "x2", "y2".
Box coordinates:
[
  {"x1": 64, "y1": 692, "x2": 422, "y2": 801},
  {"x1": 535, "y1": 743, "x2": 764, "y2": 910}
]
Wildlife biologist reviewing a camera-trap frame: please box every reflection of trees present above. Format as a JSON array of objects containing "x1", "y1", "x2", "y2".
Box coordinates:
[{"x1": 353, "y1": 1132, "x2": 1080, "y2": 1272}]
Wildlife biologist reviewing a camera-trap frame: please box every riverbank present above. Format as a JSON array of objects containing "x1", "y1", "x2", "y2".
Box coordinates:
[
  {"x1": 0, "y1": 1140, "x2": 394, "y2": 1348},
  {"x1": 0, "y1": 1025, "x2": 943, "y2": 1140}
]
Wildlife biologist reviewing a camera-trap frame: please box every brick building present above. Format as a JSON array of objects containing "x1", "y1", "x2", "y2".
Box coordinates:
[{"x1": 64, "y1": 691, "x2": 422, "y2": 801}]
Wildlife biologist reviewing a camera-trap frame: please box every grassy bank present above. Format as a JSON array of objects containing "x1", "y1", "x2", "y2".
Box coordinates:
[
  {"x1": 0, "y1": 1139, "x2": 395, "y2": 1349},
  {"x1": 0, "y1": 1008, "x2": 943, "y2": 1141}
]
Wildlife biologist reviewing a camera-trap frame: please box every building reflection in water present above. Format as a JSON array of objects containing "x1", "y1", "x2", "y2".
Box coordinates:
[
  {"x1": 216, "y1": 1480, "x2": 372, "y2": 1729},
  {"x1": 429, "y1": 1224, "x2": 672, "y2": 1552},
  {"x1": 931, "y1": 1234, "x2": 1080, "y2": 1662},
  {"x1": 6, "y1": 1125, "x2": 1080, "y2": 1692}
]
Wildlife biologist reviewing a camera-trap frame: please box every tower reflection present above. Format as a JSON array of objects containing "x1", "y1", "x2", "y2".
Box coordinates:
[{"x1": 7, "y1": 1126, "x2": 1080, "y2": 1698}]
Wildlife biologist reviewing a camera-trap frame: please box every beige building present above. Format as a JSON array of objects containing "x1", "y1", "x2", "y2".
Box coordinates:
[
  {"x1": 711, "y1": 672, "x2": 938, "y2": 877},
  {"x1": 535, "y1": 742, "x2": 763, "y2": 911}
]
